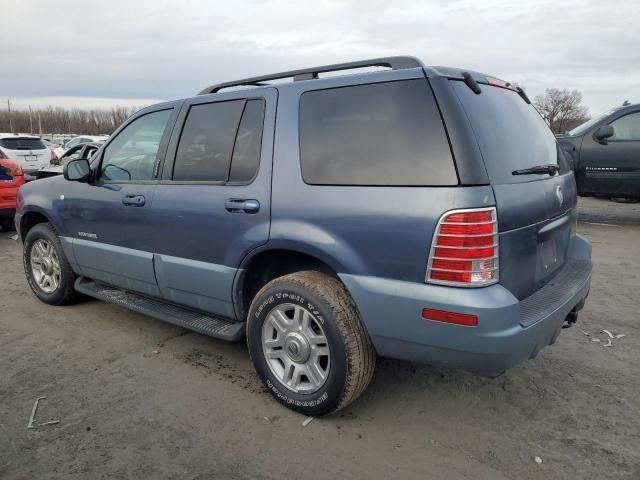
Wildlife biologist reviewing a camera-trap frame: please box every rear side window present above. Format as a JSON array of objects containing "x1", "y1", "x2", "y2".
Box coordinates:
[
  {"x1": 452, "y1": 81, "x2": 558, "y2": 184},
  {"x1": 173, "y1": 101, "x2": 244, "y2": 182},
  {"x1": 299, "y1": 79, "x2": 457, "y2": 186},
  {"x1": 229, "y1": 99, "x2": 266, "y2": 182},
  {"x1": 0, "y1": 137, "x2": 46, "y2": 150}
]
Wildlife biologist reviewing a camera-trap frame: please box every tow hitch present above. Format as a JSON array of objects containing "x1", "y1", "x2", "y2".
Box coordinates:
[{"x1": 562, "y1": 309, "x2": 578, "y2": 329}]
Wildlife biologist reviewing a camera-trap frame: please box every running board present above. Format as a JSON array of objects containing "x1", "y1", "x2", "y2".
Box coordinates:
[{"x1": 74, "y1": 277, "x2": 245, "y2": 342}]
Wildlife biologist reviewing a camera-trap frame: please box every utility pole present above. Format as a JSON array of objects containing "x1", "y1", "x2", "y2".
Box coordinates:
[
  {"x1": 29, "y1": 105, "x2": 34, "y2": 134},
  {"x1": 7, "y1": 99, "x2": 13, "y2": 133}
]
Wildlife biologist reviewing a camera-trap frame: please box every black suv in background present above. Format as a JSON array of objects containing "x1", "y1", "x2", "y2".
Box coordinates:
[{"x1": 558, "y1": 103, "x2": 640, "y2": 199}]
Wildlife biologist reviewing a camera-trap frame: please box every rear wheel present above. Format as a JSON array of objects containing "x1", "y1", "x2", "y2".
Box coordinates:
[
  {"x1": 247, "y1": 271, "x2": 375, "y2": 415},
  {"x1": 23, "y1": 223, "x2": 77, "y2": 305}
]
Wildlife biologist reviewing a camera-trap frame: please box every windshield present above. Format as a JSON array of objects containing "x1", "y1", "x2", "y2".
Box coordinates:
[
  {"x1": 452, "y1": 81, "x2": 558, "y2": 184},
  {"x1": 568, "y1": 108, "x2": 620, "y2": 136}
]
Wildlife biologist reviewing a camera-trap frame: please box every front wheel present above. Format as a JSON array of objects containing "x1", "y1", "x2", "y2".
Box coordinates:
[
  {"x1": 247, "y1": 271, "x2": 375, "y2": 416},
  {"x1": 23, "y1": 223, "x2": 77, "y2": 305}
]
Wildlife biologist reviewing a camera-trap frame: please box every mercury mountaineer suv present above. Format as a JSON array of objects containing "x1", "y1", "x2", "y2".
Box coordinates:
[{"x1": 16, "y1": 57, "x2": 592, "y2": 415}]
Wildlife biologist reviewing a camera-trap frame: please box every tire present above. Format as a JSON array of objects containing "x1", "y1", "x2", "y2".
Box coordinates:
[
  {"x1": 23, "y1": 222, "x2": 77, "y2": 305},
  {"x1": 0, "y1": 218, "x2": 14, "y2": 232},
  {"x1": 247, "y1": 271, "x2": 375, "y2": 416}
]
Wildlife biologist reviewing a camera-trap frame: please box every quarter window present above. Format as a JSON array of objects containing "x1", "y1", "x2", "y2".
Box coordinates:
[
  {"x1": 100, "y1": 109, "x2": 172, "y2": 182},
  {"x1": 299, "y1": 80, "x2": 457, "y2": 186},
  {"x1": 610, "y1": 112, "x2": 640, "y2": 141}
]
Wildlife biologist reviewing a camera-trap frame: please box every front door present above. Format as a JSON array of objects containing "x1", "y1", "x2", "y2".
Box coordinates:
[
  {"x1": 151, "y1": 88, "x2": 276, "y2": 319},
  {"x1": 580, "y1": 110, "x2": 640, "y2": 198},
  {"x1": 63, "y1": 105, "x2": 179, "y2": 296}
]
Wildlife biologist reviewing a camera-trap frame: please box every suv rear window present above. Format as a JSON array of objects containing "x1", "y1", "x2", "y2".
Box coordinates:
[
  {"x1": 0, "y1": 137, "x2": 46, "y2": 150},
  {"x1": 452, "y1": 81, "x2": 558, "y2": 184},
  {"x1": 299, "y1": 79, "x2": 457, "y2": 186}
]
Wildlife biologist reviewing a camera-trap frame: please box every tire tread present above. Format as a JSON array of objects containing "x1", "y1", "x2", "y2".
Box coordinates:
[{"x1": 250, "y1": 271, "x2": 375, "y2": 414}]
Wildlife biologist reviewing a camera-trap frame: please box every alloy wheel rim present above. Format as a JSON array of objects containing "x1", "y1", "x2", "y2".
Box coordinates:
[
  {"x1": 30, "y1": 239, "x2": 61, "y2": 294},
  {"x1": 262, "y1": 303, "x2": 331, "y2": 394}
]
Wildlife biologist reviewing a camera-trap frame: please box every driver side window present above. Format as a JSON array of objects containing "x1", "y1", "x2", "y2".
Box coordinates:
[
  {"x1": 610, "y1": 112, "x2": 640, "y2": 141},
  {"x1": 100, "y1": 109, "x2": 172, "y2": 182}
]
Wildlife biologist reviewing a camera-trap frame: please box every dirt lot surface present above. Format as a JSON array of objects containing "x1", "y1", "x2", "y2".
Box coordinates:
[{"x1": 1, "y1": 197, "x2": 639, "y2": 479}]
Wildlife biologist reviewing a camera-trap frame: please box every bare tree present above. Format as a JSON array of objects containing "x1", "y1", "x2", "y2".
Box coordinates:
[
  {"x1": 0, "y1": 104, "x2": 140, "y2": 136},
  {"x1": 533, "y1": 88, "x2": 590, "y2": 134}
]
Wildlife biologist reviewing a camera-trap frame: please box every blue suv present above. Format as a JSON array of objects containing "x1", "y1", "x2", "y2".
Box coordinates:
[{"x1": 16, "y1": 57, "x2": 592, "y2": 415}]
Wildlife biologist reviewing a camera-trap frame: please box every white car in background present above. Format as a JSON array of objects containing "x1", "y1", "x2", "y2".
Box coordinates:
[
  {"x1": 54, "y1": 135, "x2": 108, "y2": 158},
  {"x1": 0, "y1": 134, "x2": 52, "y2": 178}
]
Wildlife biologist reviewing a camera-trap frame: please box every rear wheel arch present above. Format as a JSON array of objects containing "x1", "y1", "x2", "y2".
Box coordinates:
[{"x1": 236, "y1": 248, "x2": 345, "y2": 320}]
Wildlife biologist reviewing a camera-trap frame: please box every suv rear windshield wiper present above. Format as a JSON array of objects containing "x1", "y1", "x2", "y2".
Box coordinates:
[{"x1": 512, "y1": 164, "x2": 560, "y2": 176}]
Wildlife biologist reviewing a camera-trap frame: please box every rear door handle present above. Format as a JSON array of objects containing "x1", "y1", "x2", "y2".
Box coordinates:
[
  {"x1": 225, "y1": 198, "x2": 260, "y2": 214},
  {"x1": 122, "y1": 195, "x2": 146, "y2": 207}
]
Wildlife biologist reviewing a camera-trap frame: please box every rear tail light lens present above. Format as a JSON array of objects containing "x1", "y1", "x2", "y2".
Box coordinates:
[
  {"x1": 426, "y1": 207, "x2": 498, "y2": 286},
  {"x1": 0, "y1": 159, "x2": 23, "y2": 177},
  {"x1": 50, "y1": 149, "x2": 58, "y2": 162}
]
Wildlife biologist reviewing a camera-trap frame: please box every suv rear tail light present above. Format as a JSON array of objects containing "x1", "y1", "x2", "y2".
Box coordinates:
[
  {"x1": 0, "y1": 159, "x2": 23, "y2": 177},
  {"x1": 426, "y1": 207, "x2": 498, "y2": 287},
  {"x1": 50, "y1": 149, "x2": 58, "y2": 162}
]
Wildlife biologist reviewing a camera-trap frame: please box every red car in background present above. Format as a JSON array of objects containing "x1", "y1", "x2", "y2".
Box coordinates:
[{"x1": 0, "y1": 156, "x2": 25, "y2": 231}]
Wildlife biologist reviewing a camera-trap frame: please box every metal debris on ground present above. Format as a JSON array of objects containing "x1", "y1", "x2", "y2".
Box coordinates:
[
  {"x1": 302, "y1": 417, "x2": 314, "y2": 427},
  {"x1": 8, "y1": 234, "x2": 18, "y2": 241},
  {"x1": 584, "y1": 329, "x2": 627, "y2": 347},
  {"x1": 27, "y1": 396, "x2": 60, "y2": 429}
]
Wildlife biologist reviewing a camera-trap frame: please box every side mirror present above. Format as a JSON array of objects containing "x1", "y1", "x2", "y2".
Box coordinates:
[
  {"x1": 63, "y1": 158, "x2": 91, "y2": 182},
  {"x1": 593, "y1": 125, "x2": 614, "y2": 144}
]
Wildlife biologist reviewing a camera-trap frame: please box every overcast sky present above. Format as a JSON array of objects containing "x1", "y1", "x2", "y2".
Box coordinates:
[{"x1": 1, "y1": 0, "x2": 639, "y2": 116}]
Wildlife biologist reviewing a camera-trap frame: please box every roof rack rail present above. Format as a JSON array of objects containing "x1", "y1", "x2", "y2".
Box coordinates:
[{"x1": 198, "y1": 56, "x2": 424, "y2": 95}]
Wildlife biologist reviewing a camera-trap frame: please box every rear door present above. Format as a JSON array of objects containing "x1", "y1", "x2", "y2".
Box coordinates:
[
  {"x1": 451, "y1": 81, "x2": 576, "y2": 300},
  {"x1": 579, "y1": 110, "x2": 640, "y2": 198},
  {"x1": 151, "y1": 88, "x2": 276, "y2": 319}
]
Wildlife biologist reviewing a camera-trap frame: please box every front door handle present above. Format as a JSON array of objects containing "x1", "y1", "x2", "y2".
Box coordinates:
[
  {"x1": 122, "y1": 195, "x2": 146, "y2": 207},
  {"x1": 225, "y1": 198, "x2": 260, "y2": 214}
]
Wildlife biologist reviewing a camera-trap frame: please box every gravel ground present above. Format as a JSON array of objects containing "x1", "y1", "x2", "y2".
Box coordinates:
[{"x1": 0, "y1": 197, "x2": 639, "y2": 479}]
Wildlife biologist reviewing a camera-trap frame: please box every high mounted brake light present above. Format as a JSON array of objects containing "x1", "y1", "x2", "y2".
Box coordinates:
[
  {"x1": 485, "y1": 76, "x2": 514, "y2": 90},
  {"x1": 426, "y1": 207, "x2": 499, "y2": 287}
]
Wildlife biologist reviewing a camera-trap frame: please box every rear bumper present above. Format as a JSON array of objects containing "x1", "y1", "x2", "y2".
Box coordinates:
[{"x1": 340, "y1": 234, "x2": 592, "y2": 375}]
